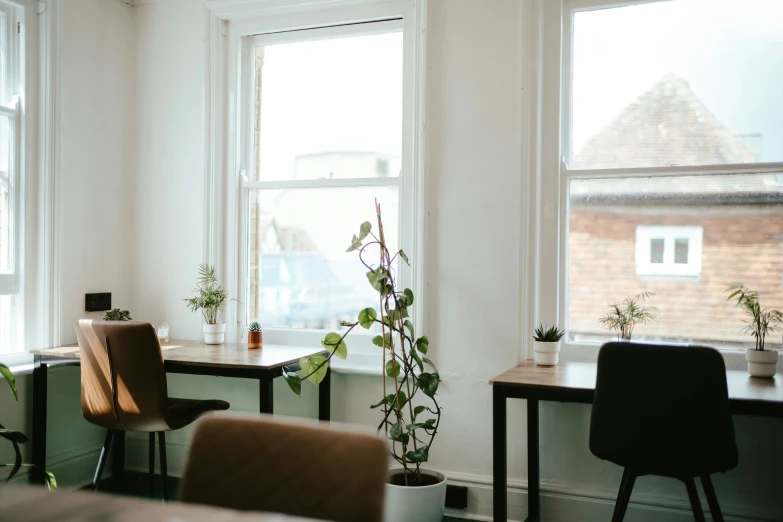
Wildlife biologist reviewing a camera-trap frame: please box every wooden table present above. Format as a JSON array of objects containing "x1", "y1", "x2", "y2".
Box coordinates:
[
  {"x1": 490, "y1": 360, "x2": 783, "y2": 522},
  {"x1": 29, "y1": 339, "x2": 329, "y2": 485}
]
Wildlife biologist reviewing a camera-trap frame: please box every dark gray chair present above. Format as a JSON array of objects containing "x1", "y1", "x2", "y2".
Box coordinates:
[{"x1": 590, "y1": 342, "x2": 738, "y2": 522}]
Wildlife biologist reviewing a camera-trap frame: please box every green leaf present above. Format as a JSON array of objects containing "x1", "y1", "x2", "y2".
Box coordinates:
[
  {"x1": 410, "y1": 348, "x2": 424, "y2": 373},
  {"x1": 406, "y1": 444, "x2": 429, "y2": 463},
  {"x1": 403, "y1": 320, "x2": 415, "y2": 339},
  {"x1": 370, "y1": 394, "x2": 395, "y2": 409},
  {"x1": 0, "y1": 429, "x2": 29, "y2": 444},
  {"x1": 299, "y1": 354, "x2": 329, "y2": 385},
  {"x1": 423, "y1": 357, "x2": 439, "y2": 374},
  {"x1": 358, "y1": 308, "x2": 377, "y2": 329},
  {"x1": 282, "y1": 367, "x2": 302, "y2": 397},
  {"x1": 321, "y1": 332, "x2": 348, "y2": 360},
  {"x1": 346, "y1": 234, "x2": 363, "y2": 252},
  {"x1": 416, "y1": 336, "x2": 429, "y2": 354},
  {"x1": 373, "y1": 333, "x2": 392, "y2": 349},
  {"x1": 417, "y1": 372, "x2": 440, "y2": 397},
  {"x1": 386, "y1": 359, "x2": 401, "y2": 378},
  {"x1": 390, "y1": 420, "x2": 404, "y2": 441},
  {"x1": 413, "y1": 405, "x2": 426, "y2": 420},
  {"x1": 404, "y1": 288, "x2": 414, "y2": 305},
  {"x1": 359, "y1": 221, "x2": 372, "y2": 240},
  {"x1": 0, "y1": 364, "x2": 17, "y2": 401},
  {"x1": 45, "y1": 471, "x2": 57, "y2": 489},
  {"x1": 406, "y1": 419, "x2": 436, "y2": 432},
  {"x1": 398, "y1": 250, "x2": 410, "y2": 266}
]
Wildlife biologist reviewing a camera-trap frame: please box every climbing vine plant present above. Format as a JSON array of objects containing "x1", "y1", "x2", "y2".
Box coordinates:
[{"x1": 283, "y1": 201, "x2": 441, "y2": 486}]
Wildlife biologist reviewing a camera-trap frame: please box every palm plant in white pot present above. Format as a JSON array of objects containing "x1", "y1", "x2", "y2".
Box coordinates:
[
  {"x1": 726, "y1": 283, "x2": 782, "y2": 378},
  {"x1": 185, "y1": 264, "x2": 229, "y2": 345},
  {"x1": 281, "y1": 201, "x2": 445, "y2": 522}
]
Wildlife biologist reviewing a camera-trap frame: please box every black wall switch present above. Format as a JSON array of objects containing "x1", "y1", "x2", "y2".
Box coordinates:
[
  {"x1": 85, "y1": 293, "x2": 111, "y2": 312},
  {"x1": 445, "y1": 484, "x2": 468, "y2": 510}
]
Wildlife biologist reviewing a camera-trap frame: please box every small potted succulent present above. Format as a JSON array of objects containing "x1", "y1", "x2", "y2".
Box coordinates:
[
  {"x1": 185, "y1": 264, "x2": 229, "y2": 345},
  {"x1": 248, "y1": 321, "x2": 263, "y2": 350},
  {"x1": 532, "y1": 323, "x2": 565, "y2": 366},
  {"x1": 599, "y1": 292, "x2": 660, "y2": 341},
  {"x1": 103, "y1": 308, "x2": 132, "y2": 321},
  {"x1": 726, "y1": 283, "x2": 782, "y2": 378}
]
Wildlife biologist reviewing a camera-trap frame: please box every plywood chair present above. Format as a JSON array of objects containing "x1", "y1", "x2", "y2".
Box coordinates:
[
  {"x1": 76, "y1": 319, "x2": 230, "y2": 499},
  {"x1": 180, "y1": 414, "x2": 388, "y2": 522},
  {"x1": 590, "y1": 342, "x2": 738, "y2": 522}
]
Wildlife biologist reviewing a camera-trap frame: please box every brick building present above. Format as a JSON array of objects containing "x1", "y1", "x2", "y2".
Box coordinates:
[{"x1": 568, "y1": 75, "x2": 783, "y2": 347}]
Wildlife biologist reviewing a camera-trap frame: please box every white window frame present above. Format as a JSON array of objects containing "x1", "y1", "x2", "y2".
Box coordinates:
[
  {"x1": 211, "y1": 0, "x2": 427, "y2": 372},
  {"x1": 526, "y1": 0, "x2": 783, "y2": 364},
  {"x1": 635, "y1": 226, "x2": 703, "y2": 277}
]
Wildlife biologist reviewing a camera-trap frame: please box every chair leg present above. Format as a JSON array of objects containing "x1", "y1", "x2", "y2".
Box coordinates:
[
  {"x1": 612, "y1": 468, "x2": 636, "y2": 522},
  {"x1": 701, "y1": 475, "x2": 725, "y2": 522},
  {"x1": 158, "y1": 432, "x2": 168, "y2": 501},
  {"x1": 148, "y1": 432, "x2": 156, "y2": 497},
  {"x1": 93, "y1": 430, "x2": 115, "y2": 492},
  {"x1": 684, "y1": 477, "x2": 706, "y2": 522}
]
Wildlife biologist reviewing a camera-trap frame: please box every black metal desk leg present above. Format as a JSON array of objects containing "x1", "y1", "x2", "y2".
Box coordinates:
[
  {"x1": 30, "y1": 359, "x2": 47, "y2": 485},
  {"x1": 319, "y1": 365, "x2": 331, "y2": 421},
  {"x1": 259, "y1": 373, "x2": 274, "y2": 414},
  {"x1": 492, "y1": 386, "x2": 507, "y2": 522},
  {"x1": 527, "y1": 397, "x2": 540, "y2": 522}
]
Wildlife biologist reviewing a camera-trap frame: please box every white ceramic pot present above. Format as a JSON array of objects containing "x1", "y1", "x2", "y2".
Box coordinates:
[
  {"x1": 203, "y1": 323, "x2": 226, "y2": 345},
  {"x1": 384, "y1": 469, "x2": 446, "y2": 522},
  {"x1": 534, "y1": 341, "x2": 560, "y2": 366},
  {"x1": 746, "y1": 349, "x2": 778, "y2": 378}
]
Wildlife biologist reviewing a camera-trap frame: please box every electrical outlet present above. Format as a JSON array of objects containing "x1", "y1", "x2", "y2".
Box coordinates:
[
  {"x1": 445, "y1": 484, "x2": 468, "y2": 510},
  {"x1": 85, "y1": 293, "x2": 111, "y2": 312}
]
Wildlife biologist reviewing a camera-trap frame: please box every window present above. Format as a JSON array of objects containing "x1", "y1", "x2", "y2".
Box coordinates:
[
  {"x1": 0, "y1": 2, "x2": 21, "y2": 355},
  {"x1": 240, "y1": 18, "x2": 418, "y2": 339},
  {"x1": 544, "y1": 0, "x2": 783, "y2": 351}
]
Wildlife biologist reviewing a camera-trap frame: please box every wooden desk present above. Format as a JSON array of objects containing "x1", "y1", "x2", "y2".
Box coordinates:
[
  {"x1": 490, "y1": 360, "x2": 783, "y2": 522},
  {"x1": 29, "y1": 340, "x2": 329, "y2": 486}
]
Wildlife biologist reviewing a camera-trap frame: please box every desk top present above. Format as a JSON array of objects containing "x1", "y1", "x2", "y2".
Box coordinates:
[
  {"x1": 30, "y1": 339, "x2": 326, "y2": 370},
  {"x1": 491, "y1": 360, "x2": 783, "y2": 408},
  {"x1": 0, "y1": 485, "x2": 322, "y2": 522}
]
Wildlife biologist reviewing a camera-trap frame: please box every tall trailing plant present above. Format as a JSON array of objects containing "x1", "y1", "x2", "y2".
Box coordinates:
[
  {"x1": 599, "y1": 292, "x2": 660, "y2": 341},
  {"x1": 0, "y1": 363, "x2": 56, "y2": 488},
  {"x1": 184, "y1": 264, "x2": 229, "y2": 325},
  {"x1": 726, "y1": 283, "x2": 783, "y2": 351},
  {"x1": 282, "y1": 201, "x2": 441, "y2": 486}
]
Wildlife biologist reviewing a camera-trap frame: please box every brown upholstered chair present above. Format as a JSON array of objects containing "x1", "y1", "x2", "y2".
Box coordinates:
[
  {"x1": 180, "y1": 414, "x2": 388, "y2": 522},
  {"x1": 76, "y1": 319, "x2": 230, "y2": 499}
]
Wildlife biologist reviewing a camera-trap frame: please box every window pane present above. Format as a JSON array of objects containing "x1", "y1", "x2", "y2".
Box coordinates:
[
  {"x1": 650, "y1": 238, "x2": 664, "y2": 264},
  {"x1": 0, "y1": 114, "x2": 10, "y2": 273},
  {"x1": 572, "y1": 0, "x2": 783, "y2": 169},
  {"x1": 568, "y1": 172, "x2": 783, "y2": 348},
  {"x1": 247, "y1": 187, "x2": 399, "y2": 329},
  {"x1": 254, "y1": 30, "x2": 403, "y2": 181},
  {"x1": 674, "y1": 238, "x2": 689, "y2": 264}
]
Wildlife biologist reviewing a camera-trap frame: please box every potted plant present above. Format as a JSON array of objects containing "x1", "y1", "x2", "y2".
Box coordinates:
[
  {"x1": 248, "y1": 321, "x2": 263, "y2": 350},
  {"x1": 185, "y1": 263, "x2": 229, "y2": 345},
  {"x1": 103, "y1": 308, "x2": 132, "y2": 321},
  {"x1": 726, "y1": 283, "x2": 782, "y2": 378},
  {"x1": 0, "y1": 363, "x2": 56, "y2": 488},
  {"x1": 532, "y1": 323, "x2": 565, "y2": 366},
  {"x1": 599, "y1": 291, "x2": 660, "y2": 341},
  {"x1": 281, "y1": 201, "x2": 446, "y2": 522}
]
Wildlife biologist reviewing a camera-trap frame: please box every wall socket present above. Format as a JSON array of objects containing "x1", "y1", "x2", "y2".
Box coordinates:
[{"x1": 85, "y1": 293, "x2": 111, "y2": 312}]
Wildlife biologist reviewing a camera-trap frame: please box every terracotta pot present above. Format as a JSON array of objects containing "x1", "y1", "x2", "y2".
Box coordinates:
[{"x1": 248, "y1": 330, "x2": 263, "y2": 349}]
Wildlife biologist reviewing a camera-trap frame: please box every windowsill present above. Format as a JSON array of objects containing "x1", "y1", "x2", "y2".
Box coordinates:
[
  {"x1": 0, "y1": 352, "x2": 34, "y2": 375},
  {"x1": 331, "y1": 352, "x2": 384, "y2": 376}
]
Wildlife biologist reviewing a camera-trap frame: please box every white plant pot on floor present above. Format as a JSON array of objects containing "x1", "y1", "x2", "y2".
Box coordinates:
[
  {"x1": 534, "y1": 341, "x2": 560, "y2": 366},
  {"x1": 746, "y1": 349, "x2": 778, "y2": 378},
  {"x1": 384, "y1": 469, "x2": 446, "y2": 522},
  {"x1": 203, "y1": 323, "x2": 226, "y2": 345}
]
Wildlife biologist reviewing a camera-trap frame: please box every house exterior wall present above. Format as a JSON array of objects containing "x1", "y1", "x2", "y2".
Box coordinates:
[{"x1": 569, "y1": 205, "x2": 783, "y2": 346}]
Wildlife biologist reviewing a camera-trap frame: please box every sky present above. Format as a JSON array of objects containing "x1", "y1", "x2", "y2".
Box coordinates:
[{"x1": 573, "y1": 0, "x2": 783, "y2": 163}]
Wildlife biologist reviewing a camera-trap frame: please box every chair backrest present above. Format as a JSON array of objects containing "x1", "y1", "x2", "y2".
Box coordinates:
[
  {"x1": 180, "y1": 414, "x2": 388, "y2": 522},
  {"x1": 76, "y1": 320, "x2": 170, "y2": 431},
  {"x1": 590, "y1": 342, "x2": 738, "y2": 477}
]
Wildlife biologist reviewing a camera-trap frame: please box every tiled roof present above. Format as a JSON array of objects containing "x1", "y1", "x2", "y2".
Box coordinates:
[{"x1": 573, "y1": 73, "x2": 757, "y2": 169}]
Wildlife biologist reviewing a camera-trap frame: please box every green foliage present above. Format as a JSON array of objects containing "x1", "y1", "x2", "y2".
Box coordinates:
[
  {"x1": 103, "y1": 309, "x2": 132, "y2": 321},
  {"x1": 282, "y1": 204, "x2": 442, "y2": 487},
  {"x1": 599, "y1": 292, "x2": 660, "y2": 341},
  {"x1": 248, "y1": 321, "x2": 262, "y2": 332},
  {"x1": 1, "y1": 363, "x2": 56, "y2": 488},
  {"x1": 726, "y1": 283, "x2": 783, "y2": 351},
  {"x1": 533, "y1": 323, "x2": 565, "y2": 342},
  {"x1": 184, "y1": 264, "x2": 229, "y2": 325}
]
